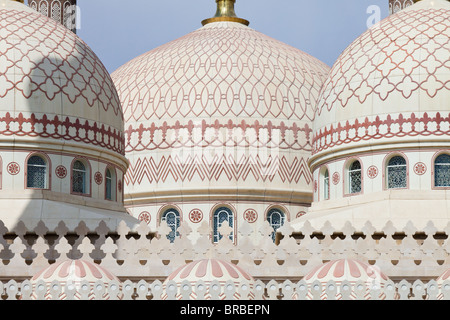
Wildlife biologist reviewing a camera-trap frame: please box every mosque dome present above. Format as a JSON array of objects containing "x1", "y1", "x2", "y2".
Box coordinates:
[
  {"x1": 111, "y1": 0, "x2": 330, "y2": 234},
  {"x1": 0, "y1": 0, "x2": 125, "y2": 159},
  {"x1": 297, "y1": 259, "x2": 390, "y2": 300},
  {"x1": 0, "y1": 0, "x2": 138, "y2": 231},
  {"x1": 30, "y1": 259, "x2": 122, "y2": 300},
  {"x1": 162, "y1": 259, "x2": 255, "y2": 300},
  {"x1": 292, "y1": 0, "x2": 450, "y2": 231},
  {"x1": 311, "y1": 0, "x2": 450, "y2": 164}
]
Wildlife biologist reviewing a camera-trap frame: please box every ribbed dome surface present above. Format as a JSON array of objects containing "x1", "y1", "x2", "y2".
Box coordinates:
[
  {"x1": 31, "y1": 259, "x2": 121, "y2": 300},
  {"x1": 0, "y1": 1, "x2": 125, "y2": 156},
  {"x1": 296, "y1": 259, "x2": 390, "y2": 300},
  {"x1": 162, "y1": 259, "x2": 254, "y2": 300}
]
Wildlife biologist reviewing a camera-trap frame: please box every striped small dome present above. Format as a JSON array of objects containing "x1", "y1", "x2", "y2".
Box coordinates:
[
  {"x1": 31, "y1": 259, "x2": 121, "y2": 300},
  {"x1": 163, "y1": 259, "x2": 254, "y2": 300},
  {"x1": 298, "y1": 259, "x2": 390, "y2": 300},
  {"x1": 436, "y1": 268, "x2": 450, "y2": 300}
]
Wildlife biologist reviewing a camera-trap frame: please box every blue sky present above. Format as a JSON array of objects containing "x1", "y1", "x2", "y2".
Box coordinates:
[{"x1": 77, "y1": 0, "x2": 389, "y2": 73}]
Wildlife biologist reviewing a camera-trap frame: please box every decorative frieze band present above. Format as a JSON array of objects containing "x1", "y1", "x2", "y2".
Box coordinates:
[
  {"x1": 0, "y1": 112, "x2": 125, "y2": 155},
  {"x1": 125, "y1": 119, "x2": 313, "y2": 152},
  {"x1": 312, "y1": 112, "x2": 450, "y2": 155}
]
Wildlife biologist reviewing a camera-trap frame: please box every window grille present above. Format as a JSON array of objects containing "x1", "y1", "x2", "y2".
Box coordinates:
[
  {"x1": 161, "y1": 208, "x2": 181, "y2": 243},
  {"x1": 435, "y1": 154, "x2": 450, "y2": 187},
  {"x1": 27, "y1": 156, "x2": 47, "y2": 189},
  {"x1": 51, "y1": 2, "x2": 61, "y2": 23},
  {"x1": 72, "y1": 160, "x2": 87, "y2": 194},
  {"x1": 105, "y1": 169, "x2": 113, "y2": 200},
  {"x1": 213, "y1": 207, "x2": 234, "y2": 243},
  {"x1": 323, "y1": 169, "x2": 330, "y2": 200},
  {"x1": 40, "y1": 1, "x2": 48, "y2": 16},
  {"x1": 387, "y1": 156, "x2": 407, "y2": 189},
  {"x1": 349, "y1": 161, "x2": 362, "y2": 194},
  {"x1": 267, "y1": 208, "x2": 286, "y2": 242}
]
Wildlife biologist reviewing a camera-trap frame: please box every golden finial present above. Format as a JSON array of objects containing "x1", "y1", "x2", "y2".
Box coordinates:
[{"x1": 202, "y1": 0, "x2": 249, "y2": 26}]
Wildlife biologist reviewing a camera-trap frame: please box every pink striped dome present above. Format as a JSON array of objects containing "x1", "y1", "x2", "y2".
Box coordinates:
[
  {"x1": 163, "y1": 259, "x2": 254, "y2": 300},
  {"x1": 30, "y1": 259, "x2": 121, "y2": 300},
  {"x1": 304, "y1": 259, "x2": 389, "y2": 284},
  {"x1": 436, "y1": 268, "x2": 450, "y2": 300},
  {"x1": 298, "y1": 259, "x2": 390, "y2": 300},
  {"x1": 437, "y1": 268, "x2": 450, "y2": 283}
]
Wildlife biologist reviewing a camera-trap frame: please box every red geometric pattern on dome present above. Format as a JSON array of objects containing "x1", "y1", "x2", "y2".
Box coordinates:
[
  {"x1": 112, "y1": 22, "x2": 329, "y2": 123},
  {"x1": 124, "y1": 155, "x2": 312, "y2": 186},
  {"x1": 0, "y1": 10, "x2": 123, "y2": 120},
  {"x1": 316, "y1": 7, "x2": 450, "y2": 117}
]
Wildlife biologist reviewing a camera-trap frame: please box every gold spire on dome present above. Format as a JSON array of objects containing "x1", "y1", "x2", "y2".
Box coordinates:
[{"x1": 202, "y1": 0, "x2": 249, "y2": 26}]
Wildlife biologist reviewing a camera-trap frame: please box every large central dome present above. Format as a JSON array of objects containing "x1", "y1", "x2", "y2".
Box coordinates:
[{"x1": 112, "y1": 0, "x2": 329, "y2": 239}]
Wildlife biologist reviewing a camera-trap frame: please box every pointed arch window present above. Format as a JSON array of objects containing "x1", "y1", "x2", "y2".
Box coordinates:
[
  {"x1": 387, "y1": 156, "x2": 407, "y2": 189},
  {"x1": 323, "y1": 169, "x2": 330, "y2": 200},
  {"x1": 435, "y1": 154, "x2": 450, "y2": 187},
  {"x1": 72, "y1": 159, "x2": 89, "y2": 195},
  {"x1": 105, "y1": 167, "x2": 116, "y2": 201},
  {"x1": 212, "y1": 206, "x2": 234, "y2": 243},
  {"x1": 348, "y1": 160, "x2": 362, "y2": 194},
  {"x1": 267, "y1": 208, "x2": 286, "y2": 242},
  {"x1": 161, "y1": 208, "x2": 181, "y2": 243},
  {"x1": 27, "y1": 155, "x2": 48, "y2": 189}
]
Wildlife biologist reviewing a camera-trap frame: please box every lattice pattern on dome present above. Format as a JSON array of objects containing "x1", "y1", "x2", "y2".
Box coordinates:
[
  {"x1": 112, "y1": 22, "x2": 330, "y2": 123},
  {"x1": 316, "y1": 7, "x2": 450, "y2": 117},
  {"x1": 0, "y1": 9, "x2": 122, "y2": 119}
]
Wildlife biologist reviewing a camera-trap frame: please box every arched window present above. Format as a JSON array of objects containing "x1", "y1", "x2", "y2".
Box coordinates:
[
  {"x1": 212, "y1": 206, "x2": 234, "y2": 243},
  {"x1": 323, "y1": 169, "x2": 330, "y2": 200},
  {"x1": 387, "y1": 156, "x2": 407, "y2": 189},
  {"x1": 267, "y1": 208, "x2": 286, "y2": 242},
  {"x1": 435, "y1": 154, "x2": 450, "y2": 187},
  {"x1": 72, "y1": 160, "x2": 89, "y2": 194},
  {"x1": 51, "y1": 1, "x2": 61, "y2": 23},
  {"x1": 348, "y1": 160, "x2": 362, "y2": 194},
  {"x1": 161, "y1": 208, "x2": 181, "y2": 243},
  {"x1": 105, "y1": 167, "x2": 116, "y2": 201},
  {"x1": 27, "y1": 155, "x2": 48, "y2": 189},
  {"x1": 40, "y1": 1, "x2": 48, "y2": 16}
]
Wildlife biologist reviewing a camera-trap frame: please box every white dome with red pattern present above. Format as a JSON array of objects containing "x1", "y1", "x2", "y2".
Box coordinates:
[
  {"x1": 311, "y1": 0, "x2": 450, "y2": 163},
  {"x1": 0, "y1": 0, "x2": 125, "y2": 161},
  {"x1": 162, "y1": 259, "x2": 255, "y2": 300},
  {"x1": 30, "y1": 259, "x2": 122, "y2": 300},
  {"x1": 112, "y1": 18, "x2": 330, "y2": 210},
  {"x1": 296, "y1": 259, "x2": 390, "y2": 300}
]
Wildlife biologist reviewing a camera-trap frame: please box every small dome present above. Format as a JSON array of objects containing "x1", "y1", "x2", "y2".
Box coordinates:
[
  {"x1": 298, "y1": 259, "x2": 389, "y2": 300},
  {"x1": 436, "y1": 268, "x2": 450, "y2": 300},
  {"x1": 30, "y1": 259, "x2": 121, "y2": 300},
  {"x1": 163, "y1": 259, "x2": 254, "y2": 300}
]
